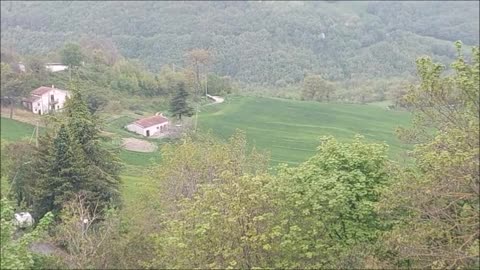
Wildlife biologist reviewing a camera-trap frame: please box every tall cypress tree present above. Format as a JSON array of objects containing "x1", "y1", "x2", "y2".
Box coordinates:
[{"x1": 170, "y1": 82, "x2": 193, "y2": 120}]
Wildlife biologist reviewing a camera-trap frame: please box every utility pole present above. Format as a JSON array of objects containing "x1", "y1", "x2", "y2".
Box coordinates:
[
  {"x1": 172, "y1": 63, "x2": 175, "y2": 72},
  {"x1": 205, "y1": 73, "x2": 208, "y2": 101},
  {"x1": 9, "y1": 97, "x2": 14, "y2": 119},
  {"x1": 35, "y1": 121, "x2": 39, "y2": 147},
  {"x1": 194, "y1": 103, "x2": 199, "y2": 132}
]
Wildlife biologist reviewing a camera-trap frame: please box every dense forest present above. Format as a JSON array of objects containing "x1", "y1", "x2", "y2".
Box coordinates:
[{"x1": 1, "y1": 1, "x2": 479, "y2": 87}]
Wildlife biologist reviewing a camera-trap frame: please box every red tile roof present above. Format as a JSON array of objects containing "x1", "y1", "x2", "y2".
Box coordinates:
[
  {"x1": 133, "y1": 115, "x2": 169, "y2": 128},
  {"x1": 31, "y1": 86, "x2": 54, "y2": 96}
]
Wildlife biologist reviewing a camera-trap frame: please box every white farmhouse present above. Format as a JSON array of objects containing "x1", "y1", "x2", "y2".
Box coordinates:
[
  {"x1": 21, "y1": 85, "x2": 70, "y2": 115},
  {"x1": 126, "y1": 114, "x2": 169, "y2": 137}
]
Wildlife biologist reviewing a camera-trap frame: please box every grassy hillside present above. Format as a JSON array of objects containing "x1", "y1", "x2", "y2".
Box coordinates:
[
  {"x1": 0, "y1": 117, "x2": 38, "y2": 141},
  {"x1": 198, "y1": 96, "x2": 411, "y2": 165}
]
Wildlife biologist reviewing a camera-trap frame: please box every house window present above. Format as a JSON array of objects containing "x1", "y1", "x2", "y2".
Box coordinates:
[
  {"x1": 51, "y1": 94, "x2": 54, "y2": 101},
  {"x1": 157, "y1": 126, "x2": 160, "y2": 130},
  {"x1": 37, "y1": 102, "x2": 40, "y2": 106}
]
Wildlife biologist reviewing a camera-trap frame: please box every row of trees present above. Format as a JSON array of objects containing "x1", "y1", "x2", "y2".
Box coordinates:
[
  {"x1": 1, "y1": 43, "x2": 235, "y2": 118},
  {"x1": 301, "y1": 74, "x2": 337, "y2": 102},
  {"x1": 2, "y1": 39, "x2": 420, "y2": 107}
]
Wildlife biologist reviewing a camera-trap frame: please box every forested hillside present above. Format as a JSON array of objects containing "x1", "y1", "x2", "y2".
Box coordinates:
[{"x1": 1, "y1": 1, "x2": 478, "y2": 86}]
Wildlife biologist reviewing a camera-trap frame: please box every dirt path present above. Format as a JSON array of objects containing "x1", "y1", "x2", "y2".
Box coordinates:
[
  {"x1": 121, "y1": 137, "x2": 157, "y2": 152},
  {"x1": 206, "y1": 94, "x2": 225, "y2": 105}
]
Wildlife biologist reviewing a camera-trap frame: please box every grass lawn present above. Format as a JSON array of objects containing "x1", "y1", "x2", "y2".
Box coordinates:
[
  {"x1": 119, "y1": 149, "x2": 162, "y2": 167},
  {"x1": 1, "y1": 117, "x2": 40, "y2": 141},
  {"x1": 367, "y1": 100, "x2": 395, "y2": 108},
  {"x1": 102, "y1": 115, "x2": 141, "y2": 138},
  {"x1": 198, "y1": 96, "x2": 412, "y2": 165},
  {"x1": 120, "y1": 174, "x2": 157, "y2": 206}
]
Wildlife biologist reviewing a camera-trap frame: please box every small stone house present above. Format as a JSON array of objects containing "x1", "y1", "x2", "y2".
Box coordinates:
[
  {"x1": 126, "y1": 114, "x2": 169, "y2": 137},
  {"x1": 21, "y1": 85, "x2": 70, "y2": 115}
]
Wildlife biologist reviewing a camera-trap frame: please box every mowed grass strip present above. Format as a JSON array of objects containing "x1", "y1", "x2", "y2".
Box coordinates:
[
  {"x1": 1, "y1": 117, "x2": 39, "y2": 141},
  {"x1": 119, "y1": 149, "x2": 162, "y2": 167},
  {"x1": 199, "y1": 96, "x2": 412, "y2": 165}
]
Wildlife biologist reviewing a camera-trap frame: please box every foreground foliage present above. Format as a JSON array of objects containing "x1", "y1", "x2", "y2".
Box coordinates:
[
  {"x1": 0, "y1": 198, "x2": 53, "y2": 269},
  {"x1": 384, "y1": 43, "x2": 480, "y2": 268},
  {"x1": 147, "y1": 132, "x2": 390, "y2": 269}
]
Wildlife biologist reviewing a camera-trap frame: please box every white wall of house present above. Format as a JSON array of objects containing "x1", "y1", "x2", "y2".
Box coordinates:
[
  {"x1": 28, "y1": 89, "x2": 70, "y2": 114},
  {"x1": 146, "y1": 122, "x2": 169, "y2": 136},
  {"x1": 31, "y1": 99, "x2": 42, "y2": 114},
  {"x1": 50, "y1": 89, "x2": 70, "y2": 110},
  {"x1": 125, "y1": 122, "x2": 169, "y2": 137}
]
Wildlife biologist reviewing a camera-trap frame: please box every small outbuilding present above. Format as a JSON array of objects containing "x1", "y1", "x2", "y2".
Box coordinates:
[{"x1": 125, "y1": 114, "x2": 169, "y2": 137}]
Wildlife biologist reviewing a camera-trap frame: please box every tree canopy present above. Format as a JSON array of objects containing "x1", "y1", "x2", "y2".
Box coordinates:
[
  {"x1": 60, "y1": 43, "x2": 84, "y2": 67},
  {"x1": 1, "y1": 1, "x2": 478, "y2": 86}
]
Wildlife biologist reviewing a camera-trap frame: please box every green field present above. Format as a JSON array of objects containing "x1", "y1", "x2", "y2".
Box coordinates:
[
  {"x1": 198, "y1": 96, "x2": 412, "y2": 165},
  {"x1": 118, "y1": 149, "x2": 162, "y2": 167},
  {"x1": 1, "y1": 117, "x2": 40, "y2": 141}
]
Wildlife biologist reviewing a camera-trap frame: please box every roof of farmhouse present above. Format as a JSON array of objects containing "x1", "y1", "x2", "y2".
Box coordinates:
[
  {"x1": 133, "y1": 115, "x2": 169, "y2": 128},
  {"x1": 31, "y1": 86, "x2": 66, "y2": 96},
  {"x1": 31, "y1": 86, "x2": 55, "y2": 96}
]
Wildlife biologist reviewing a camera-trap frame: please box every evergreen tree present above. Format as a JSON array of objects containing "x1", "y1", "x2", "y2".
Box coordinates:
[
  {"x1": 31, "y1": 83, "x2": 122, "y2": 218},
  {"x1": 39, "y1": 125, "x2": 86, "y2": 215},
  {"x1": 169, "y1": 82, "x2": 193, "y2": 120}
]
